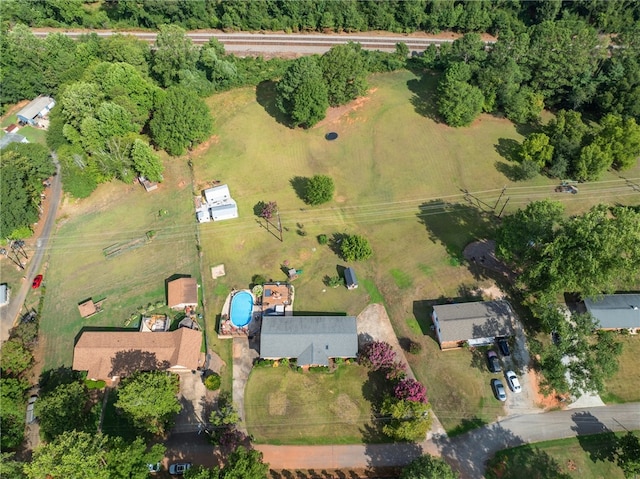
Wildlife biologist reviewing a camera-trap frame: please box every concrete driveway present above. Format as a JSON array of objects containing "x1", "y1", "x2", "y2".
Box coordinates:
[{"x1": 172, "y1": 370, "x2": 209, "y2": 434}]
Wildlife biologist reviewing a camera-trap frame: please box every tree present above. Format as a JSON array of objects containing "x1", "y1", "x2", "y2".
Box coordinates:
[
  {"x1": 538, "y1": 312, "x2": 623, "y2": 395},
  {"x1": 0, "y1": 339, "x2": 33, "y2": 376},
  {"x1": 520, "y1": 133, "x2": 554, "y2": 168},
  {"x1": 437, "y1": 77, "x2": 484, "y2": 127},
  {"x1": 360, "y1": 341, "x2": 398, "y2": 371},
  {"x1": 221, "y1": 446, "x2": 269, "y2": 479},
  {"x1": 0, "y1": 452, "x2": 27, "y2": 479},
  {"x1": 150, "y1": 86, "x2": 213, "y2": 156},
  {"x1": 276, "y1": 55, "x2": 329, "y2": 128},
  {"x1": 394, "y1": 378, "x2": 428, "y2": 404},
  {"x1": 209, "y1": 398, "x2": 240, "y2": 445},
  {"x1": 0, "y1": 378, "x2": 29, "y2": 449},
  {"x1": 130, "y1": 139, "x2": 164, "y2": 182},
  {"x1": 593, "y1": 114, "x2": 640, "y2": 171},
  {"x1": 115, "y1": 371, "x2": 181, "y2": 434},
  {"x1": 24, "y1": 430, "x2": 109, "y2": 479},
  {"x1": 152, "y1": 24, "x2": 198, "y2": 87},
  {"x1": 340, "y1": 234, "x2": 373, "y2": 262},
  {"x1": 304, "y1": 174, "x2": 335, "y2": 205},
  {"x1": 380, "y1": 397, "x2": 432, "y2": 442},
  {"x1": 36, "y1": 381, "x2": 90, "y2": 441},
  {"x1": 106, "y1": 437, "x2": 166, "y2": 479},
  {"x1": 320, "y1": 42, "x2": 368, "y2": 106},
  {"x1": 574, "y1": 142, "x2": 612, "y2": 181},
  {"x1": 617, "y1": 432, "x2": 640, "y2": 478},
  {"x1": 401, "y1": 454, "x2": 458, "y2": 479},
  {"x1": 185, "y1": 466, "x2": 220, "y2": 479}
]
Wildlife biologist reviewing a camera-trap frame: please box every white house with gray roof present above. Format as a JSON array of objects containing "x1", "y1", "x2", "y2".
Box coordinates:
[
  {"x1": 17, "y1": 96, "x2": 55, "y2": 126},
  {"x1": 196, "y1": 184, "x2": 238, "y2": 222},
  {"x1": 431, "y1": 300, "x2": 516, "y2": 350},
  {"x1": 584, "y1": 294, "x2": 640, "y2": 332},
  {"x1": 260, "y1": 316, "x2": 358, "y2": 367}
]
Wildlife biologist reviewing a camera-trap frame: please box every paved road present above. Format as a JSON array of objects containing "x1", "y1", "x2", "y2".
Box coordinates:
[
  {"x1": 0, "y1": 154, "x2": 61, "y2": 342},
  {"x1": 31, "y1": 29, "x2": 494, "y2": 55},
  {"x1": 251, "y1": 403, "x2": 639, "y2": 477}
]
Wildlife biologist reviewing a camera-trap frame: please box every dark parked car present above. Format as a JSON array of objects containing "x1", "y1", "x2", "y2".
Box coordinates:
[
  {"x1": 497, "y1": 338, "x2": 511, "y2": 356},
  {"x1": 487, "y1": 350, "x2": 501, "y2": 373},
  {"x1": 169, "y1": 463, "x2": 191, "y2": 475},
  {"x1": 491, "y1": 379, "x2": 507, "y2": 402}
]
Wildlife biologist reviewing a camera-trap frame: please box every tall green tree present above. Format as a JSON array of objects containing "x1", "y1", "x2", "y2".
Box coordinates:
[
  {"x1": 276, "y1": 55, "x2": 329, "y2": 128},
  {"x1": 593, "y1": 114, "x2": 640, "y2": 170},
  {"x1": 150, "y1": 86, "x2": 213, "y2": 156},
  {"x1": 115, "y1": 371, "x2": 181, "y2": 434},
  {"x1": 401, "y1": 454, "x2": 458, "y2": 479},
  {"x1": 0, "y1": 339, "x2": 33, "y2": 376},
  {"x1": 0, "y1": 378, "x2": 29, "y2": 449},
  {"x1": 437, "y1": 78, "x2": 484, "y2": 127},
  {"x1": 0, "y1": 452, "x2": 27, "y2": 479},
  {"x1": 320, "y1": 42, "x2": 368, "y2": 106},
  {"x1": 24, "y1": 431, "x2": 109, "y2": 479},
  {"x1": 617, "y1": 432, "x2": 640, "y2": 478},
  {"x1": 304, "y1": 174, "x2": 335, "y2": 205},
  {"x1": 130, "y1": 139, "x2": 164, "y2": 182},
  {"x1": 106, "y1": 437, "x2": 166, "y2": 479},
  {"x1": 152, "y1": 24, "x2": 198, "y2": 87},
  {"x1": 380, "y1": 397, "x2": 432, "y2": 442},
  {"x1": 221, "y1": 446, "x2": 269, "y2": 479},
  {"x1": 36, "y1": 381, "x2": 91, "y2": 441},
  {"x1": 520, "y1": 133, "x2": 554, "y2": 168}
]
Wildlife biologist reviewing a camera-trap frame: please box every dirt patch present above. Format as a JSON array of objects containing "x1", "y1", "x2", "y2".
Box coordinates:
[
  {"x1": 478, "y1": 285, "x2": 505, "y2": 301},
  {"x1": 528, "y1": 367, "x2": 566, "y2": 410},
  {"x1": 268, "y1": 468, "x2": 400, "y2": 479},
  {"x1": 190, "y1": 135, "x2": 219, "y2": 157},
  {"x1": 315, "y1": 89, "x2": 377, "y2": 128},
  {"x1": 329, "y1": 393, "x2": 360, "y2": 424},
  {"x1": 268, "y1": 391, "x2": 288, "y2": 416},
  {"x1": 463, "y1": 239, "x2": 516, "y2": 283}
]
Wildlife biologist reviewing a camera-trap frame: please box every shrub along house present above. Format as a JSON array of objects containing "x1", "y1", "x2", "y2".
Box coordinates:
[
  {"x1": 583, "y1": 294, "x2": 640, "y2": 332},
  {"x1": 431, "y1": 300, "x2": 516, "y2": 350},
  {"x1": 260, "y1": 316, "x2": 358, "y2": 367}
]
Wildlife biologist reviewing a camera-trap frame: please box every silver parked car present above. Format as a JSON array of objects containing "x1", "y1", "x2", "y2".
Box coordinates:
[
  {"x1": 169, "y1": 463, "x2": 192, "y2": 475},
  {"x1": 491, "y1": 379, "x2": 507, "y2": 402}
]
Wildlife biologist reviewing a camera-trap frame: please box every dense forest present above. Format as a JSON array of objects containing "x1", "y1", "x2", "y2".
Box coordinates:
[{"x1": 2, "y1": 0, "x2": 640, "y2": 34}]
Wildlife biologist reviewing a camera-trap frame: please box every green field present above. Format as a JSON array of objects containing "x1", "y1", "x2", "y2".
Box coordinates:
[
  {"x1": 40, "y1": 159, "x2": 201, "y2": 368},
  {"x1": 35, "y1": 69, "x2": 640, "y2": 436},
  {"x1": 487, "y1": 432, "x2": 633, "y2": 479},
  {"x1": 244, "y1": 364, "x2": 386, "y2": 444},
  {"x1": 602, "y1": 335, "x2": 640, "y2": 403}
]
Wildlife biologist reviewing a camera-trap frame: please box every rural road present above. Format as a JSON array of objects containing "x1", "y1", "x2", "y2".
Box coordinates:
[
  {"x1": 31, "y1": 29, "x2": 494, "y2": 55},
  {"x1": 162, "y1": 402, "x2": 640, "y2": 477},
  {"x1": 0, "y1": 154, "x2": 61, "y2": 342}
]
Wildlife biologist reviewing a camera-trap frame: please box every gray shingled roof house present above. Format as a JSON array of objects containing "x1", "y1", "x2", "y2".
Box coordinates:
[
  {"x1": 584, "y1": 294, "x2": 640, "y2": 330},
  {"x1": 431, "y1": 300, "x2": 515, "y2": 350},
  {"x1": 260, "y1": 316, "x2": 358, "y2": 367},
  {"x1": 17, "y1": 96, "x2": 55, "y2": 125}
]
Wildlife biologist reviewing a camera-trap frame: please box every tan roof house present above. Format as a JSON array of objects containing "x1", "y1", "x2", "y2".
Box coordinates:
[
  {"x1": 431, "y1": 300, "x2": 516, "y2": 350},
  {"x1": 72, "y1": 328, "x2": 202, "y2": 382},
  {"x1": 167, "y1": 277, "x2": 198, "y2": 310}
]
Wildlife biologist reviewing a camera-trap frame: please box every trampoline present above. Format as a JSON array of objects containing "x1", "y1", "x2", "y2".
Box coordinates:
[
  {"x1": 230, "y1": 291, "x2": 253, "y2": 328},
  {"x1": 325, "y1": 132, "x2": 339, "y2": 141}
]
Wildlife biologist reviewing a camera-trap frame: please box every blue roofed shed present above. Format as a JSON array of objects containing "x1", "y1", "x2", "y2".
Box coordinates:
[{"x1": 345, "y1": 267, "x2": 358, "y2": 290}]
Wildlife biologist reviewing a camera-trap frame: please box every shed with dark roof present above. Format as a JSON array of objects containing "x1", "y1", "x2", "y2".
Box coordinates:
[
  {"x1": 260, "y1": 316, "x2": 358, "y2": 367},
  {"x1": 431, "y1": 300, "x2": 515, "y2": 350}
]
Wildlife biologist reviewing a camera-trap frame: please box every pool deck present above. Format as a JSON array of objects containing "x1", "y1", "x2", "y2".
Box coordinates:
[{"x1": 217, "y1": 284, "x2": 295, "y2": 338}]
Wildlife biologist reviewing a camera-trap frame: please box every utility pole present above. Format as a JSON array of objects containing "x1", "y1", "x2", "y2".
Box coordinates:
[
  {"x1": 497, "y1": 197, "x2": 510, "y2": 218},
  {"x1": 494, "y1": 186, "x2": 507, "y2": 210},
  {"x1": 276, "y1": 210, "x2": 283, "y2": 242}
]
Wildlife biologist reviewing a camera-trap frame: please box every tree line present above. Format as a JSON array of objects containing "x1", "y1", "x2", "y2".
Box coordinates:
[{"x1": 3, "y1": 0, "x2": 639, "y2": 35}]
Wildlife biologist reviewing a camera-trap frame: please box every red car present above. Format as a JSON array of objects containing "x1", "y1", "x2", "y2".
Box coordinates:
[{"x1": 32, "y1": 274, "x2": 43, "y2": 289}]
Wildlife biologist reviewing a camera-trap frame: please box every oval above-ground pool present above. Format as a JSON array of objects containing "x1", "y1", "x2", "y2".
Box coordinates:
[{"x1": 230, "y1": 290, "x2": 253, "y2": 328}]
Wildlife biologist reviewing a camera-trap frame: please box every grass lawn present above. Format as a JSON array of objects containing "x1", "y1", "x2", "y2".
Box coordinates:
[
  {"x1": 244, "y1": 363, "x2": 388, "y2": 444},
  {"x1": 602, "y1": 334, "x2": 640, "y2": 403},
  {"x1": 487, "y1": 432, "x2": 633, "y2": 479},
  {"x1": 40, "y1": 158, "x2": 201, "y2": 368}
]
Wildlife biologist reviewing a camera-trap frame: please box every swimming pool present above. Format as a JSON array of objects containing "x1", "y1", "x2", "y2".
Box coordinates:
[{"x1": 230, "y1": 291, "x2": 253, "y2": 328}]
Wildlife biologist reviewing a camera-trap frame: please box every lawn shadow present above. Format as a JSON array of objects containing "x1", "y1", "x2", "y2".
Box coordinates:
[
  {"x1": 436, "y1": 421, "x2": 526, "y2": 477},
  {"x1": 407, "y1": 73, "x2": 440, "y2": 122},
  {"x1": 411, "y1": 299, "x2": 435, "y2": 335},
  {"x1": 417, "y1": 200, "x2": 494, "y2": 264},
  {"x1": 446, "y1": 416, "x2": 489, "y2": 437},
  {"x1": 256, "y1": 80, "x2": 290, "y2": 127},
  {"x1": 360, "y1": 369, "x2": 394, "y2": 442},
  {"x1": 289, "y1": 176, "x2": 308, "y2": 203},
  {"x1": 328, "y1": 233, "x2": 347, "y2": 258},
  {"x1": 38, "y1": 366, "x2": 84, "y2": 395},
  {"x1": 495, "y1": 138, "x2": 520, "y2": 163},
  {"x1": 485, "y1": 443, "x2": 572, "y2": 479},
  {"x1": 571, "y1": 411, "x2": 619, "y2": 463}
]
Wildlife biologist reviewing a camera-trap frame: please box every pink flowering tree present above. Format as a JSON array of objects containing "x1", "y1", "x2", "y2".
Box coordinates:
[
  {"x1": 259, "y1": 201, "x2": 278, "y2": 220},
  {"x1": 394, "y1": 378, "x2": 428, "y2": 403},
  {"x1": 360, "y1": 341, "x2": 397, "y2": 371}
]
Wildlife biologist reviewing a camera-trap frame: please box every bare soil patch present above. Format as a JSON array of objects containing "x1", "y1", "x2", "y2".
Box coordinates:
[
  {"x1": 529, "y1": 367, "x2": 566, "y2": 410},
  {"x1": 329, "y1": 393, "x2": 360, "y2": 424},
  {"x1": 268, "y1": 391, "x2": 288, "y2": 416},
  {"x1": 315, "y1": 89, "x2": 377, "y2": 128}
]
